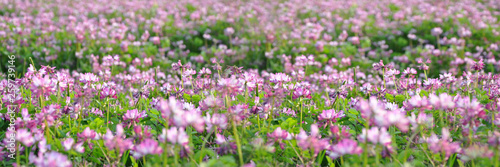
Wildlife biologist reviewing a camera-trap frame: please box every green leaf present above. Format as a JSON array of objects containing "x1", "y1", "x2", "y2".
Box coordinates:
[
  {"x1": 395, "y1": 95, "x2": 405, "y2": 103},
  {"x1": 194, "y1": 149, "x2": 216, "y2": 161},
  {"x1": 386, "y1": 93, "x2": 394, "y2": 102}
]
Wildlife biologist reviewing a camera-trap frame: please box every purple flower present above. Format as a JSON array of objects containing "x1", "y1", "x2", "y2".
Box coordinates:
[
  {"x1": 31, "y1": 75, "x2": 56, "y2": 97},
  {"x1": 292, "y1": 87, "x2": 312, "y2": 99},
  {"x1": 100, "y1": 87, "x2": 117, "y2": 99},
  {"x1": 103, "y1": 124, "x2": 133, "y2": 155},
  {"x1": 79, "y1": 73, "x2": 99, "y2": 84},
  {"x1": 431, "y1": 27, "x2": 443, "y2": 36},
  {"x1": 30, "y1": 151, "x2": 72, "y2": 167},
  {"x1": 61, "y1": 138, "x2": 75, "y2": 151},
  {"x1": 472, "y1": 59, "x2": 484, "y2": 71},
  {"x1": 461, "y1": 145, "x2": 493, "y2": 161},
  {"x1": 426, "y1": 128, "x2": 461, "y2": 159},
  {"x1": 205, "y1": 113, "x2": 228, "y2": 131},
  {"x1": 214, "y1": 133, "x2": 237, "y2": 155},
  {"x1": 132, "y1": 139, "x2": 163, "y2": 158},
  {"x1": 318, "y1": 109, "x2": 345, "y2": 123},
  {"x1": 328, "y1": 139, "x2": 363, "y2": 159},
  {"x1": 123, "y1": 109, "x2": 146, "y2": 123},
  {"x1": 358, "y1": 127, "x2": 392, "y2": 146},
  {"x1": 16, "y1": 129, "x2": 35, "y2": 147},
  {"x1": 163, "y1": 127, "x2": 189, "y2": 146},
  {"x1": 224, "y1": 27, "x2": 235, "y2": 36},
  {"x1": 295, "y1": 124, "x2": 329, "y2": 155},
  {"x1": 150, "y1": 36, "x2": 161, "y2": 45},
  {"x1": 77, "y1": 127, "x2": 97, "y2": 141},
  {"x1": 268, "y1": 127, "x2": 292, "y2": 141},
  {"x1": 269, "y1": 73, "x2": 291, "y2": 84}
]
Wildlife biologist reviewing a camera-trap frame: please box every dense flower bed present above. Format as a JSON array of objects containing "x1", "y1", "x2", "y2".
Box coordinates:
[{"x1": 1, "y1": 0, "x2": 500, "y2": 166}]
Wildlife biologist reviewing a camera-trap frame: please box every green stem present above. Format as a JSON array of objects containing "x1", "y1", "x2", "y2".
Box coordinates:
[
  {"x1": 232, "y1": 120, "x2": 244, "y2": 166},
  {"x1": 106, "y1": 98, "x2": 110, "y2": 126},
  {"x1": 375, "y1": 145, "x2": 380, "y2": 166},
  {"x1": 16, "y1": 144, "x2": 20, "y2": 166},
  {"x1": 383, "y1": 68, "x2": 386, "y2": 90},
  {"x1": 174, "y1": 145, "x2": 179, "y2": 166},
  {"x1": 494, "y1": 147, "x2": 499, "y2": 167},
  {"x1": 340, "y1": 156, "x2": 344, "y2": 165},
  {"x1": 199, "y1": 131, "x2": 214, "y2": 163},
  {"x1": 300, "y1": 98, "x2": 303, "y2": 127},
  {"x1": 287, "y1": 140, "x2": 305, "y2": 165}
]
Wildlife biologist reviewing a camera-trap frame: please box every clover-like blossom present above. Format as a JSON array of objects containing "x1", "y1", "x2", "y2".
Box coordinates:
[
  {"x1": 425, "y1": 128, "x2": 461, "y2": 159},
  {"x1": 318, "y1": 109, "x2": 345, "y2": 124},
  {"x1": 77, "y1": 127, "x2": 97, "y2": 141},
  {"x1": 31, "y1": 75, "x2": 56, "y2": 97},
  {"x1": 35, "y1": 104, "x2": 61, "y2": 127},
  {"x1": 123, "y1": 109, "x2": 147, "y2": 123},
  {"x1": 204, "y1": 113, "x2": 228, "y2": 131},
  {"x1": 79, "y1": 73, "x2": 99, "y2": 84},
  {"x1": 269, "y1": 73, "x2": 291, "y2": 84},
  {"x1": 268, "y1": 127, "x2": 292, "y2": 149},
  {"x1": 358, "y1": 127, "x2": 392, "y2": 148},
  {"x1": 16, "y1": 129, "x2": 35, "y2": 147},
  {"x1": 460, "y1": 145, "x2": 493, "y2": 161},
  {"x1": 103, "y1": 124, "x2": 133, "y2": 155},
  {"x1": 431, "y1": 27, "x2": 443, "y2": 36},
  {"x1": 100, "y1": 87, "x2": 117, "y2": 99},
  {"x1": 61, "y1": 138, "x2": 75, "y2": 151},
  {"x1": 132, "y1": 139, "x2": 163, "y2": 158},
  {"x1": 295, "y1": 124, "x2": 329, "y2": 155},
  {"x1": 327, "y1": 139, "x2": 363, "y2": 159},
  {"x1": 292, "y1": 87, "x2": 312, "y2": 99},
  {"x1": 29, "y1": 151, "x2": 72, "y2": 167},
  {"x1": 162, "y1": 127, "x2": 189, "y2": 147},
  {"x1": 268, "y1": 127, "x2": 292, "y2": 141},
  {"x1": 214, "y1": 133, "x2": 237, "y2": 155},
  {"x1": 428, "y1": 93, "x2": 455, "y2": 110}
]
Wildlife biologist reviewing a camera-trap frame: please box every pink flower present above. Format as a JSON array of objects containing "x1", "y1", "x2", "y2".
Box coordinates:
[
  {"x1": 79, "y1": 73, "x2": 99, "y2": 84},
  {"x1": 318, "y1": 109, "x2": 345, "y2": 123},
  {"x1": 141, "y1": 30, "x2": 150, "y2": 41},
  {"x1": 30, "y1": 151, "x2": 72, "y2": 167},
  {"x1": 426, "y1": 128, "x2": 461, "y2": 159},
  {"x1": 269, "y1": 73, "x2": 291, "y2": 84},
  {"x1": 31, "y1": 75, "x2": 56, "y2": 97},
  {"x1": 358, "y1": 127, "x2": 392, "y2": 146},
  {"x1": 103, "y1": 124, "x2": 133, "y2": 154},
  {"x1": 431, "y1": 27, "x2": 443, "y2": 36},
  {"x1": 461, "y1": 145, "x2": 493, "y2": 161},
  {"x1": 16, "y1": 129, "x2": 35, "y2": 147},
  {"x1": 295, "y1": 124, "x2": 329, "y2": 154},
  {"x1": 77, "y1": 127, "x2": 97, "y2": 141},
  {"x1": 281, "y1": 108, "x2": 296, "y2": 117},
  {"x1": 132, "y1": 139, "x2": 163, "y2": 158},
  {"x1": 472, "y1": 59, "x2": 484, "y2": 71},
  {"x1": 292, "y1": 87, "x2": 312, "y2": 99},
  {"x1": 268, "y1": 127, "x2": 292, "y2": 141},
  {"x1": 163, "y1": 127, "x2": 189, "y2": 146},
  {"x1": 214, "y1": 133, "x2": 237, "y2": 155},
  {"x1": 35, "y1": 105, "x2": 61, "y2": 127},
  {"x1": 224, "y1": 27, "x2": 235, "y2": 36},
  {"x1": 429, "y1": 93, "x2": 455, "y2": 110},
  {"x1": 123, "y1": 109, "x2": 146, "y2": 123},
  {"x1": 100, "y1": 87, "x2": 117, "y2": 99},
  {"x1": 61, "y1": 138, "x2": 75, "y2": 151},
  {"x1": 205, "y1": 113, "x2": 228, "y2": 131},
  {"x1": 74, "y1": 142, "x2": 85, "y2": 153},
  {"x1": 150, "y1": 36, "x2": 161, "y2": 45},
  {"x1": 328, "y1": 139, "x2": 363, "y2": 159}
]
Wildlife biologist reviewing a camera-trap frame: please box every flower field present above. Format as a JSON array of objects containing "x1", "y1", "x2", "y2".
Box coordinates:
[{"x1": 2, "y1": 0, "x2": 500, "y2": 166}]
